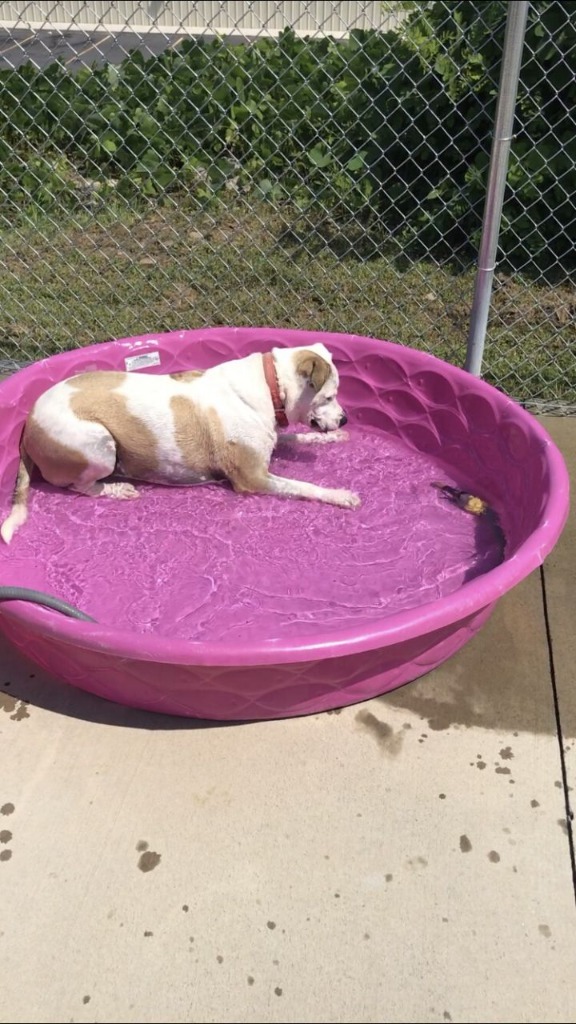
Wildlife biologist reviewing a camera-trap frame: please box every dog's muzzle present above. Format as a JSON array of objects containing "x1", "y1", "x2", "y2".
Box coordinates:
[{"x1": 310, "y1": 412, "x2": 348, "y2": 431}]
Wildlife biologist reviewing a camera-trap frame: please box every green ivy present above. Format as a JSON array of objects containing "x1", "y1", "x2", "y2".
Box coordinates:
[{"x1": 0, "y1": 1, "x2": 574, "y2": 269}]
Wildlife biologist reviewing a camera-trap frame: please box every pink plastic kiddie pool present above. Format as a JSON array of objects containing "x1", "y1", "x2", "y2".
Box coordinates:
[{"x1": 0, "y1": 328, "x2": 569, "y2": 719}]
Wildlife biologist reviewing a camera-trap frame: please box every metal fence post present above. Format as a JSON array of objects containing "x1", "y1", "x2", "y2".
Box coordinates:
[{"x1": 464, "y1": 1, "x2": 530, "y2": 377}]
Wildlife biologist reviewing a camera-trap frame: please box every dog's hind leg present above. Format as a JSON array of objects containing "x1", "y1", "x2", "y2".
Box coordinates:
[
  {"x1": 70, "y1": 440, "x2": 139, "y2": 499},
  {"x1": 41, "y1": 429, "x2": 139, "y2": 500},
  {"x1": 73, "y1": 478, "x2": 140, "y2": 499}
]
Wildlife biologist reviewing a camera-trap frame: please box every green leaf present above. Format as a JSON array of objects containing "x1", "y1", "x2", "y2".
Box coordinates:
[
  {"x1": 347, "y1": 150, "x2": 367, "y2": 171},
  {"x1": 307, "y1": 146, "x2": 332, "y2": 168}
]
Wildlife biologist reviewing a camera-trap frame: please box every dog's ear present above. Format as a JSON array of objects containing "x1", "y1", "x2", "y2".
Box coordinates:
[{"x1": 294, "y1": 350, "x2": 331, "y2": 392}]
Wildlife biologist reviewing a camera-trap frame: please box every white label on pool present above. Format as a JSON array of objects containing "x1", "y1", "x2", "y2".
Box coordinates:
[{"x1": 125, "y1": 351, "x2": 161, "y2": 371}]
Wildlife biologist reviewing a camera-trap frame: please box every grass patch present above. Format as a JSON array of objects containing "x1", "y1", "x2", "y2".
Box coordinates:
[{"x1": 0, "y1": 196, "x2": 573, "y2": 407}]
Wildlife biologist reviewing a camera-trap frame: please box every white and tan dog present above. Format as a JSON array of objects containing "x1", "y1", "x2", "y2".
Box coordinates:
[{"x1": 1, "y1": 343, "x2": 360, "y2": 543}]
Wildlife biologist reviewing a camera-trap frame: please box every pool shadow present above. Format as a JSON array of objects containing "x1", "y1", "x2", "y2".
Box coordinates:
[
  {"x1": 0, "y1": 637, "x2": 244, "y2": 730},
  {"x1": 272, "y1": 443, "x2": 318, "y2": 465},
  {"x1": 462, "y1": 504, "x2": 506, "y2": 584}
]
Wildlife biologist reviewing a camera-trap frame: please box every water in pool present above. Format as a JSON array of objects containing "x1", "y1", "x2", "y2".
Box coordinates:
[{"x1": 2, "y1": 427, "x2": 504, "y2": 641}]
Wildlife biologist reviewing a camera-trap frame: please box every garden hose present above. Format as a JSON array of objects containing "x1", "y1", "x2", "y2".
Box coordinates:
[{"x1": 0, "y1": 586, "x2": 96, "y2": 622}]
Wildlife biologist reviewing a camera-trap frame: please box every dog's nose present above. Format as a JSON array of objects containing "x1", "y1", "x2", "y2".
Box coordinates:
[{"x1": 339, "y1": 413, "x2": 348, "y2": 427}]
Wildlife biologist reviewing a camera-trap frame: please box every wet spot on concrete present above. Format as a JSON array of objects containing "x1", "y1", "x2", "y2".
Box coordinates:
[
  {"x1": 496, "y1": 767, "x2": 511, "y2": 775},
  {"x1": 378, "y1": 687, "x2": 473, "y2": 731},
  {"x1": 136, "y1": 840, "x2": 148, "y2": 852},
  {"x1": 403, "y1": 722, "x2": 412, "y2": 730},
  {"x1": 274, "y1": 987, "x2": 283, "y2": 997},
  {"x1": 555, "y1": 781, "x2": 562, "y2": 789},
  {"x1": 0, "y1": 830, "x2": 11, "y2": 844},
  {"x1": 408, "y1": 857, "x2": 427, "y2": 869},
  {"x1": 216, "y1": 955, "x2": 224, "y2": 964},
  {"x1": 144, "y1": 931, "x2": 153, "y2": 937},
  {"x1": 476, "y1": 761, "x2": 486, "y2": 770},
  {"x1": 247, "y1": 976, "x2": 255, "y2": 985},
  {"x1": 443, "y1": 1013, "x2": 452, "y2": 1021},
  {"x1": 442, "y1": 917, "x2": 448, "y2": 923},
  {"x1": 267, "y1": 920, "x2": 276, "y2": 930},
  {"x1": 364, "y1": 932, "x2": 370, "y2": 940},
  {"x1": 0, "y1": 803, "x2": 14, "y2": 816},
  {"x1": 539, "y1": 924, "x2": 551, "y2": 938},
  {"x1": 500, "y1": 746, "x2": 513, "y2": 760},
  {"x1": 0, "y1": 695, "x2": 30, "y2": 720},
  {"x1": 182, "y1": 904, "x2": 189, "y2": 912},
  {"x1": 558, "y1": 819, "x2": 568, "y2": 835},
  {"x1": 439, "y1": 793, "x2": 446, "y2": 800},
  {"x1": 459, "y1": 835, "x2": 472, "y2": 853},
  {"x1": 385, "y1": 873, "x2": 393, "y2": 882},
  {"x1": 488, "y1": 850, "x2": 501, "y2": 863},
  {"x1": 272, "y1": 959, "x2": 279, "y2": 966},
  {"x1": 530, "y1": 799, "x2": 540, "y2": 808},
  {"x1": 0, "y1": 849, "x2": 12, "y2": 862},
  {"x1": 138, "y1": 850, "x2": 161, "y2": 872},
  {"x1": 82, "y1": 996, "x2": 90, "y2": 1005},
  {"x1": 334, "y1": 892, "x2": 340, "y2": 898},
  {"x1": 11, "y1": 702, "x2": 30, "y2": 721},
  {"x1": 355, "y1": 710, "x2": 403, "y2": 755}
]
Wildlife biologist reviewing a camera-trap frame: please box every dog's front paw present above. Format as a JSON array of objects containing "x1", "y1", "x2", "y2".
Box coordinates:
[
  {"x1": 327, "y1": 429, "x2": 349, "y2": 443},
  {"x1": 333, "y1": 489, "x2": 361, "y2": 509}
]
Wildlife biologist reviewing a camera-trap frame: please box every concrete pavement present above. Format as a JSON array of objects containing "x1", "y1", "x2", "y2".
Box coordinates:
[{"x1": 0, "y1": 417, "x2": 574, "y2": 1024}]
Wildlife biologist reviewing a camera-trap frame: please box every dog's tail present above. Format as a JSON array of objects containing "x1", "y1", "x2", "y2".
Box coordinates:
[{"x1": 1, "y1": 449, "x2": 33, "y2": 544}]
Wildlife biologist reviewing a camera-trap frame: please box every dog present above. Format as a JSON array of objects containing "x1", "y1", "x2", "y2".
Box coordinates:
[{"x1": 0, "y1": 343, "x2": 360, "y2": 543}]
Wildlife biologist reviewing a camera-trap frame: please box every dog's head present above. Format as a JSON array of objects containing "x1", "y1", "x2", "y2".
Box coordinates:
[{"x1": 289, "y1": 343, "x2": 347, "y2": 432}]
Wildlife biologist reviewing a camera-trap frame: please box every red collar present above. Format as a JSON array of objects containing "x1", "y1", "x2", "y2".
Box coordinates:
[{"x1": 262, "y1": 352, "x2": 288, "y2": 427}]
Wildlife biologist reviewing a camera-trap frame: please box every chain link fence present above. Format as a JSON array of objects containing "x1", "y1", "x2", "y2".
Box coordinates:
[{"x1": 0, "y1": 1, "x2": 574, "y2": 411}]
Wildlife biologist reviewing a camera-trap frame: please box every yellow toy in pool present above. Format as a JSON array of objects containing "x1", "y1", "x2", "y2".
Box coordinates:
[{"x1": 432, "y1": 482, "x2": 490, "y2": 516}]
